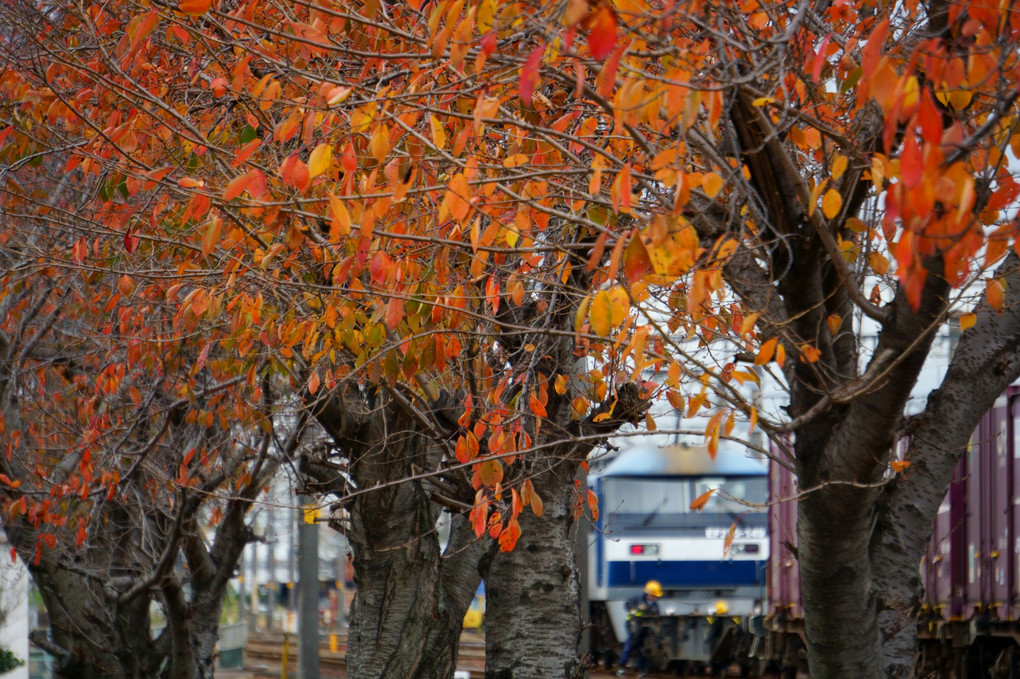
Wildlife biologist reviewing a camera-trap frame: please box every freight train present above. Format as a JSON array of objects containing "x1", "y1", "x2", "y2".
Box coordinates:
[{"x1": 588, "y1": 384, "x2": 1020, "y2": 677}]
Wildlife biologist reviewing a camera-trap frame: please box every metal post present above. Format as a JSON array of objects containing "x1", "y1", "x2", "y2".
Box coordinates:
[
  {"x1": 267, "y1": 521, "x2": 277, "y2": 631},
  {"x1": 248, "y1": 541, "x2": 259, "y2": 634},
  {"x1": 298, "y1": 496, "x2": 320, "y2": 679},
  {"x1": 238, "y1": 551, "x2": 247, "y2": 627}
]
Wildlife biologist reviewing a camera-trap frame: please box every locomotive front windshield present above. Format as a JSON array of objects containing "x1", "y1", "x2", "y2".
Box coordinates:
[{"x1": 602, "y1": 476, "x2": 767, "y2": 529}]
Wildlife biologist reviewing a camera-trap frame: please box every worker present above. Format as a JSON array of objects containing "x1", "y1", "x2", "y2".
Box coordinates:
[{"x1": 616, "y1": 580, "x2": 662, "y2": 677}]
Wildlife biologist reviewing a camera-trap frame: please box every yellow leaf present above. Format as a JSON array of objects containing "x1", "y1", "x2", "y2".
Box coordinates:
[
  {"x1": 370, "y1": 126, "x2": 390, "y2": 164},
  {"x1": 959, "y1": 312, "x2": 977, "y2": 331},
  {"x1": 831, "y1": 154, "x2": 848, "y2": 181},
  {"x1": 751, "y1": 97, "x2": 775, "y2": 107},
  {"x1": 845, "y1": 217, "x2": 867, "y2": 233},
  {"x1": 308, "y1": 143, "x2": 332, "y2": 179},
  {"x1": 328, "y1": 195, "x2": 351, "y2": 239},
  {"x1": 477, "y1": 0, "x2": 497, "y2": 33},
  {"x1": 430, "y1": 115, "x2": 447, "y2": 151},
  {"x1": 702, "y1": 172, "x2": 723, "y2": 199},
  {"x1": 822, "y1": 189, "x2": 843, "y2": 219},
  {"x1": 808, "y1": 177, "x2": 828, "y2": 217},
  {"x1": 589, "y1": 287, "x2": 629, "y2": 336}
]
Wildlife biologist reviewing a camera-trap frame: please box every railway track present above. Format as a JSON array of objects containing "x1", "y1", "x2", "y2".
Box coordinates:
[
  {"x1": 238, "y1": 631, "x2": 750, "y2": 678},
  {"x1": 242, "y1": 630, "x2": 486, "y2": 678}
]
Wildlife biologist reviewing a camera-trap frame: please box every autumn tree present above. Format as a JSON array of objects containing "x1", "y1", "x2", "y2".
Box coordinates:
[
  {"x1": 5, "y1": 0, "x2": 1020, "y2": 677},
  {"x1": 1, "y1": 0, "x2": 653, "y2": 677},
  {"x1": 0, "y1": 214, "x2": 305, "y2": 679}
]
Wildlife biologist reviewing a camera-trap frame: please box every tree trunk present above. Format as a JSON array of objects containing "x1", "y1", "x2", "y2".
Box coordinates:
[
  {"x1": 872, "y1": 253, "x2": 1020, "y2": 677},
  {"x1": 311, "y1": 391, "x2": 488, "y2": 679},
  {"x1": 484, "y1": 461, "x2": 585, "y2": 679}
]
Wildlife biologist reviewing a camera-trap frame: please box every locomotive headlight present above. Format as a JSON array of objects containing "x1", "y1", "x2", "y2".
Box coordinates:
[{"x1": 629, "y1": 543, "x2": 660, "y2": 556}]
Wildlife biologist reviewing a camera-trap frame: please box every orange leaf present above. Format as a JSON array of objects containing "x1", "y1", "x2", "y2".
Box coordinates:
[
  {"x1": 890, "y1": 459, "x2": 911, "y2": 474},
  {"x1": 587, "y1": 489, "x2": 599, "y2": 522},
  {"x1": 754, "y1": 338, "x2": 777, "y2": 365},
  {"x1": 959, "y1": 312, "x2": 977, "y2": 331},
  {"x1": 178, "y1": 0, "x2": 211, "y2": 16},
  {"x1": 690, "y1": 488, "x2": 717, "y2": 512},
  {"x1": 498, "y1": 518, "x2": 521, "y2": 552},
  {"x1": 529, "y1": 392, "x2": 548, "y2": 418},
  {"x1": 223, "y1": 172, "x2": 254, "y2": 201},
  {"x1": 307, "y1": 371, "x2": 320, "y2": 395},
  {"x1": 702, "y1": 172, "x2": 723, "y2": 198},
  {"x1": 623, "y1": 229, "x2": 652, "y2": 281},
  {"x1": 530, "y1": 489, "x2": 544, "y2": 517},
  {"x1": 722, "y1": 520, "x2": 737, "y2": 558},
  {"x1": 826, "y1": 314, "x2": 842, "y2": 336},
  {"x1": 987, "y1": 278, "x2": 1006, "y2": 310}
]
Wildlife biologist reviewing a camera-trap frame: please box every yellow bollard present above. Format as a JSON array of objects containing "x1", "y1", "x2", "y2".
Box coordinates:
[
  {"x1": 330, "y1": 633, "x2": 338, "y2": 653},
  {"x1": 280, "y1": 632, "x2": 289, "y2": 679}
]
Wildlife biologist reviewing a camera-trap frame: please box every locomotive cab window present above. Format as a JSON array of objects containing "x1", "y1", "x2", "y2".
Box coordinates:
[{"x1": 603, "y1": 476, "x2": 767, "y2": 529}]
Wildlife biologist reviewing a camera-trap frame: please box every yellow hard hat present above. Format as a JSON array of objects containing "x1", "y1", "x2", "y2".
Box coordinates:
[
  {"x1": 644, "y1": 580, "x2": 663, "y2": 597},
  {"x1": 712, "y1": 600, "x2": 730, "y2": 615}
]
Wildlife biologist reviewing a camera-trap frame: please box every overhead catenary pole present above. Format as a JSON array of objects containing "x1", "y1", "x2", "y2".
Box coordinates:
[{"x1": 298, "y1": 496, "x2": 320, "y2": 679}]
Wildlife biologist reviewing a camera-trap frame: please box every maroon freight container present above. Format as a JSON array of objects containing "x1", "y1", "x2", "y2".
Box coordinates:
[
  {"x1": 1007, "y1": 386, "x2": 1020, "y2": 619},
  {"x1": 986, "y1": 399, "x2": 1010, "y2": 615},
  {"x1": 964, "y1": 426, "x2": 984, "y2": 617}
]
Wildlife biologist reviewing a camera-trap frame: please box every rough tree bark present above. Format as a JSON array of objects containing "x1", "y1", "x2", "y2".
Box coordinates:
[
  {"x1": 309, "y1": 388, "x2": 492, "y2": 679},
  {"x1": 872, "y1": 252, "x2": 1020, "y2": 678},
  {"x1": 484, "y1": 458, "x2": 586, "y2": 679}
]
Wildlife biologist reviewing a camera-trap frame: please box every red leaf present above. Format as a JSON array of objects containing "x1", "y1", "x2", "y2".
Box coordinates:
[
  {"x1": 917, "y1": 89, "x2": 942, "y2": 144},
  {"x1": 179, "y1": 0, "x2": 212, "y2": 15},
  {"x1": 470, "y1": 490, "x2": 488, "y2": 537},
  {"x1": 124, "y1": 230, "x2": 139, "y2": 253},
  {"x1": 279, "y1": 154, "x2": 310, "y2": 191},
  {"x1": 480, "y1": 31, "x2": 497, "y2": 56},
  {"x1": 900, "y1": 134, "x2": 922, "y2": 188},
  {"x1": 810, "y1": 34, "x2": 832, "y2": 83},
  {"x1": 519, "y1": 43, "x2": 546, "y2": 106},
  {"x1": 385, "y1": 296, "x2": 403, "y2": 330},
  {"x1": 587, "y1": 6, "x2": 617, "y2": 61}
]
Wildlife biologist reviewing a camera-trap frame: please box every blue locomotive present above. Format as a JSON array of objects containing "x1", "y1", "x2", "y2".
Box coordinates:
[{"x1": 587, "y1": 441, "x2": 769, "y2": 670}]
